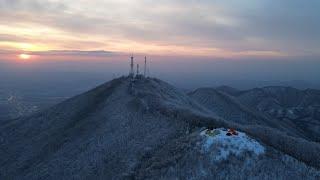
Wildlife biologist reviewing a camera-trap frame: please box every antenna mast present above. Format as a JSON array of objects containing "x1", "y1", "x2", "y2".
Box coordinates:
[
  {"x1": 144, "y1": 56, "x2": 147, "y2": 77},
  {"x1": 130, "y1": 55, "x2": 134, "y2": 77},
  {"x1": 136, "y1": 64, "x2": 140, "y2": 75}
]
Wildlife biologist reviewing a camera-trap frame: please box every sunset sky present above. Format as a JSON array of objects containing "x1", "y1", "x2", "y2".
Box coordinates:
[
  {"x1": 1, "y1": 0, "x2": 320, "y2": 89},
  {"x1": 0, "y1": 0, "x2": 319, "y2": 60}
]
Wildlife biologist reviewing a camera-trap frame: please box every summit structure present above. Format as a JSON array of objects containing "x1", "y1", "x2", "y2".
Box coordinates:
[
  {"x1": 129, "y1": 55, "x2": 148, "y2": 78},
  {"x1": 129, "y1": 55, "x2": 134, "y2": 77},
  {"x1": 144, "y1": 56, "x2": 147, "y2": 77}
]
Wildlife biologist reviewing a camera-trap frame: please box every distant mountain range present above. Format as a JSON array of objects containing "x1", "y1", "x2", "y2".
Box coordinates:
[
  {"x1": 1, "y1": 77, "x2": 319, "y2": 179},
  {"x1": 212, "y1": 86, "x2": 320, "y2": 142}
]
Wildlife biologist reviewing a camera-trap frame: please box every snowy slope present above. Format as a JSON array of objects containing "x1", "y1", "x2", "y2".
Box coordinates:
[
  {"x1": 200, "y1": 128, "x2": 265, "y2": 161},
  {"x1": 189, "y1": 87, "x2": 317, "y2": 142},
  {"x1": 1, "y1": 77, "x2": 320, "y2": 179},
  {"x1": 188, "y1": 88, "x2": 293, "y2": 132},
  {"x1": 0, "y1": 77, "x2": 205, "y2": 179},
  {"x1": 135, "y1": 128, "x2": 320, "y2": 180}
]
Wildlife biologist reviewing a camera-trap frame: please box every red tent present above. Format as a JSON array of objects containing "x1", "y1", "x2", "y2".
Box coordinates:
[{"x1": 227, "y1": 128, "x2": 238, "y2": 136}]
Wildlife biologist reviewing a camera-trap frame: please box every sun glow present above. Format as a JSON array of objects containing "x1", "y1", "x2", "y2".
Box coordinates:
[{"x1": 19, "y1": 54, "x2": 31, "y2": 60}]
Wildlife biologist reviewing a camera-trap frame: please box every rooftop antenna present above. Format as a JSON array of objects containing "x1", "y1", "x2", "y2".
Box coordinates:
[
  {"x1": 130, "y1": 54, "x2": 134, "y2": 77},
  {"x1": 144, "y1": 56, "x2": 147, "y2": 77}
]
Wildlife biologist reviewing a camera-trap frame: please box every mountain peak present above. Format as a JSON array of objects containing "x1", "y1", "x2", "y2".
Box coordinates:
[{"x1": 1, "y1": 77, "x2": 320, "y2": 179}]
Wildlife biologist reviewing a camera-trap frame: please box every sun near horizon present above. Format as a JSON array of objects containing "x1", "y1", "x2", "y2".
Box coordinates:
[{"x1": 19, "y1": 54, "x2": 31, "y2": 60}]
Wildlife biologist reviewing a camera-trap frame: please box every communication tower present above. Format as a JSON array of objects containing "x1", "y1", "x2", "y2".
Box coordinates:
[
  {"x1": 129, "y1": 55, "x2": 134, "y2": 77},
  {"x1": 144, "y1": 56, "x2": 147, "y2": 77},
  {"x1": 136, "y1": 64, "x2": 140, "y2": 75}
]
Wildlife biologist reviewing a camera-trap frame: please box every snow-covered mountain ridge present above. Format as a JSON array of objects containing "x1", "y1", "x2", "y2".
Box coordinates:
[{"x1": 1, "y1": 77, "x2": 319, "y2": 179}]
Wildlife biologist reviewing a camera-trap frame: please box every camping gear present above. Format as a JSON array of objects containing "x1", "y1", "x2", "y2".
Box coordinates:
[{"x1": 226, "y1": 128, "x2": 238, "y2": 136}]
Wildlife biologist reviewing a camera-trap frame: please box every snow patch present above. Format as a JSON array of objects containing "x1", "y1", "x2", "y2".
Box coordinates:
[{"x1": 200, "y1": 128, "x2": 265, "y2": 161}]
